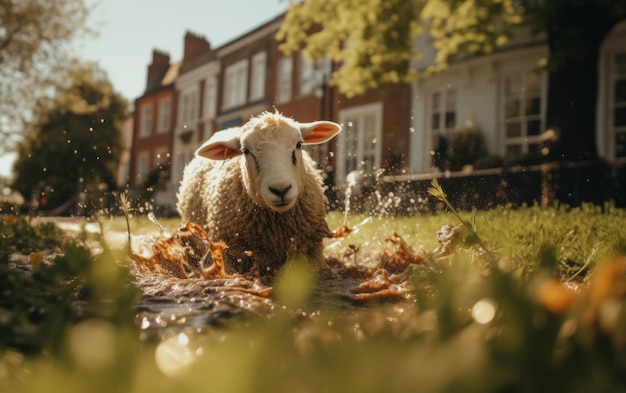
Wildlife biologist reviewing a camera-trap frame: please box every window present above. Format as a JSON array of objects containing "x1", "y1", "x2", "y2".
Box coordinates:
[
  {"x1": 157, "y1": 97, "x2": 171, "y2": 133},
  {"x1": 139, "y1": 104, "x2": 152, "y2": 138},
  {"x1": 276, "y1": 56, "x2": 293, "y2": 104},
  {"x1": 250, "y1": 52, "x2": 267, "y2": 101},
  {"x1": 612, "y1": 52, "x2": 626, "y2": 158},
  {"x1": 223, "y1": 60, "x2": 249, "y2": 109},
  {"x1": 299, "y1": 53, "x2": 316, "y2": 96},
  {"x1": 428, "y1": 86, "x2": 457, "y2": 159},
  {"x1": 337, "y1": 103, "x2": 383, "y2": 182},
  {"x1": 501, "y1": 71, "x2": 545, "y2": 156},
  {"x1": 205, "y1": 77, "x2": 217, "y2": 120},
  {"x1": 155, "y1": 148, "x2": 169, "y2": 169},
  {"x1": 136, "y1": 152, "x2": 149, "y2": 184},
  {"x1": 181, "y1": 89, "x2": 199, "y2": 127}
]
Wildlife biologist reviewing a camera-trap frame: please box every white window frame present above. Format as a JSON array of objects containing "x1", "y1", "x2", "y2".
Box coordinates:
[
  {"x1": 610, "y1": 51, "x2": 626, "y2": 158},
  {"x1": 427, "y1": 86, "x2": 457, "y2": 163},
  {"x1": 223, "y1": 59, "x2": 249, "y2": 109},
  {"x1": 336, "y1": 102, "x2": 383, "y2": 184},
  {"x1": 136, "y1": 151, "x2": 149, "y2": 184},
  {"x1": 205, "y1": 76, "x2": 217, "y2": 120},
  {"x1": 180, "y1": 88, "x2": 200, "y2": 129},
  {"x1": 499, "y1": 70, "x2": 547, "y2": 157},
  {"x1": 249, "y1": 51, "x2": 267, "y2": 102},
  {"x1": 139, "y1": 104, "x2": 153, "y2": 138},
  {"x1": 276, "y1": 56, "x2": 293, "y2": 104},
  {"x1": 299, "y1": 53, "x2": 316, "y2": 96},
  {"x1": 157, "y1": 97, "x2": 171, "y2": 134}
]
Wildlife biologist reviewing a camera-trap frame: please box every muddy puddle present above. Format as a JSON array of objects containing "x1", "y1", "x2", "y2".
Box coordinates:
[{"x1": 130, "y1": 221, "x2": 452, "y2": 340}]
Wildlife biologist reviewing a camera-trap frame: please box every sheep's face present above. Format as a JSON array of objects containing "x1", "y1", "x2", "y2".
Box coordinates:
[
  {"x1": 195, "y1": 112, "x2": 341, "y2": 213},
  {"x1": 239, "y1": 126, "x2": 304, "y2": 212}
]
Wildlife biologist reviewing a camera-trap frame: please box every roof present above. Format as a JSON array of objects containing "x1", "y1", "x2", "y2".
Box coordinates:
[{"x1": 144, "y1": 60, "x2": 182, "y2": 95}]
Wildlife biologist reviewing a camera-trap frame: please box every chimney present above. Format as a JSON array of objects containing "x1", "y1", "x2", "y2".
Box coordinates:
[
  {"x1": 183, "y1": 31, "x2": 211, "y2": 63},
  {"x1": 146, "y1": 49, "x2": 170, "y2": 88}
]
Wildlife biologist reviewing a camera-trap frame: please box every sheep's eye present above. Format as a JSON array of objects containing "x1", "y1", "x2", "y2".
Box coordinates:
[
  {"x1": 242, "y1": 148, "x2": 250, "y2": 155},
  {"x1": 296, "y1": 141, "x2": 302, "y2": 150}
]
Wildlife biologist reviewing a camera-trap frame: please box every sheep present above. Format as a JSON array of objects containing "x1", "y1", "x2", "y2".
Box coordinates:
[{"x1": 176, "y1": 111, "x2": 341, "y2": 275}]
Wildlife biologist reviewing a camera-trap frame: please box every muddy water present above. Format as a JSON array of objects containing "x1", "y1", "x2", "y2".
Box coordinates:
[{"x1": 130, "y1": 222, "x2": 449, "y2": 340}]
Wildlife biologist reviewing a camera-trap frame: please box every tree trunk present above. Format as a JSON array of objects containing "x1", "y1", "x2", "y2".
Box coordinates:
[{"x1": 544, "y1": 5, "x2": 614, "y2": 162}]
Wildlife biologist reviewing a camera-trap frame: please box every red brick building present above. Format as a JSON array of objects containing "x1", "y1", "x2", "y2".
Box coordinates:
[
  {"x1": 130, "y1": 50, "x2": 180, "y2": 188},
  {"x1": 131, "y1": 13, "x2": 413, "y2": 208}
]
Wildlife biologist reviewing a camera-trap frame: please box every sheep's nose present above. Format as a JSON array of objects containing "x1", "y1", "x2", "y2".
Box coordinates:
[{"x1": 269, "y1": 184, "x2": 292, "y2": 198}]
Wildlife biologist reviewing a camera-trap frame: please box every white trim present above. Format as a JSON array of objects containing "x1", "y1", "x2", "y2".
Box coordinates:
[
  {"x1": 216, "y1": 18, "x2": 283, "y2": 57},
  {"x1": 222, "y1": 59, "x2": 249, "y2": 110},
  {"x1": 175, "y1": 61, "x2": 220, "y2": 90},
  {"x1": 249, "y1": 51, "x2": 267, "y2": 101},
  {"x1": 139, "y1": 103, "x2": 153, "y2": 138},
  {"x1": 337, "y1": 102, "x2": 383, "y2": 184},
  {"x1": 276, "y1": 56, "x2": 293, "y2": 104},
  {"x1": 598, "y1": 20, "x2": 626, "y2": 160},
  {"x1": 156, "y1": 97, "x2": 171, "y2": 134}
]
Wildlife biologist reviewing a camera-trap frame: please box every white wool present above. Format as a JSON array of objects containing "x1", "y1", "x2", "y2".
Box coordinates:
[{"x1": 176, "y1": 112, "x2": 341, "y2": 274}]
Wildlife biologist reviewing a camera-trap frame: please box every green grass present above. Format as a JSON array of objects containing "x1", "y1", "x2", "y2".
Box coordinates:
[{"x1": 2, "y1": 196, "x2": 626, "y2": 392}]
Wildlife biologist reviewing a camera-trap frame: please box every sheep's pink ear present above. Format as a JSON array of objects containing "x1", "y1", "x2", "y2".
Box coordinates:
[
  {"x1": 195, "y1": 127, "x2": 242, "y2": 160},
  {"x1": 300, "y1": 121, "x2": 342, "y2": 145}
]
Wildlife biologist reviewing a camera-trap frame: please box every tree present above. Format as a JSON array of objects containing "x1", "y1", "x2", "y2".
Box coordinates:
[
  {"x1": 12, "y1": 61, "x2": 128, "y2": 211},
  {"x1": 0, "y1": 0, "x2": 89, "y2": 152},
  {"x1": 277, "y1": 0, "x2": 626, "y2": 161}
]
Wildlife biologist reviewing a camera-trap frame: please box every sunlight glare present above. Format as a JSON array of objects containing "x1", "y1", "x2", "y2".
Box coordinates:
[
  {"x1": 471, "y1": 298, "x2": 497, "y2": 324},
  {"x1": 155, "y1": 333, "x2": 198, "y2": 377}
]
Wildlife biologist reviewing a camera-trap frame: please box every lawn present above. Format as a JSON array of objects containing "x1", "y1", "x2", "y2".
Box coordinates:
[{"x1": 1, "y1": 190, "x2": 626, "y2": 392}]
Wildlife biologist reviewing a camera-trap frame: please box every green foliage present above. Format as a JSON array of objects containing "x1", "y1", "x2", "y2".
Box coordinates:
[
  {"x1": 278, "y1": 0, "x2": 523, "y2": 96},
  {"x1": 278, "y1": 0, "x2": 626, "y2": 100},
  {"x1": 2, "y1": 203, "x2": 626, "y2": 392},
  {"x1": 0, "y1": 0, "x2": 89, "y2": 148},
  {"x1": 12, "y1": 61, "x2": 128, "y2": 209},
  {"x1": 0, "y1": 215, "x2": 139, "y2": 361}
]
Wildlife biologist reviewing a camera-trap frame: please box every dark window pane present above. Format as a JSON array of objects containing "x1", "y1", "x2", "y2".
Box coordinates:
[
  {"x1": 528, "y1": 143, "x2": 540, "y2": 154},
  {"x1": 506, "y1": 122, "x2": 521, "y2": 138},
  {"x1": 506, "y1": 144, "x2": 521, "y2": 155},
  {"x1": 445, "y1": 111, "x2": 456, "y2": 128},
  {"x1": 431, "y1": 114, "x2": 440, "y2": 130},
  {"x1": 432, "y1": 92, "x2": 441, "y2": 110},
  {"x1": 616, "y1": 53, "x2": 626, "y2": 75},
  {"x1": 615, "y1": 79, "x2": 626, "y2": 103},
  {"x1": 505, "y1": 99, "x2": 520, "y2": 118},
  {"x1": 525, "y1": 97, "x2": 541, "y2": 115},
  {"x1": 616, "y1": 132, "x2": 626, "y2": 157},
  {"x1": 528, "y1": 120, "x2": 541, "y2": 136},
  {"x1": 615, "y1": 106, "x2": 626, "y2": 127}
]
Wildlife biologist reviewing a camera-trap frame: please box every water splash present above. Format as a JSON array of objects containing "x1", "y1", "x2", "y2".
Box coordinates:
[{"x1": 343, "y1": 170, "x2": 361, "y2": 226}]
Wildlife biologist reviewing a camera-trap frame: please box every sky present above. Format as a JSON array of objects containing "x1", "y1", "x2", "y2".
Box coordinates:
[{"x1": 0, "y1": 0, "x2": 288, "y2": 179}]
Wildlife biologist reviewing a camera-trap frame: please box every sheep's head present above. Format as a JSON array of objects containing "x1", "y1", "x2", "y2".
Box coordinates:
[{"x1": 195, "y1": 112, "x2": 341, "y2": 212}]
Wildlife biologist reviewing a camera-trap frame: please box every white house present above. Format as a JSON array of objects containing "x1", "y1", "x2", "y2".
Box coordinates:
[{"x1": 409, "y1": 20, "x2": 626, "y2": 174}]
